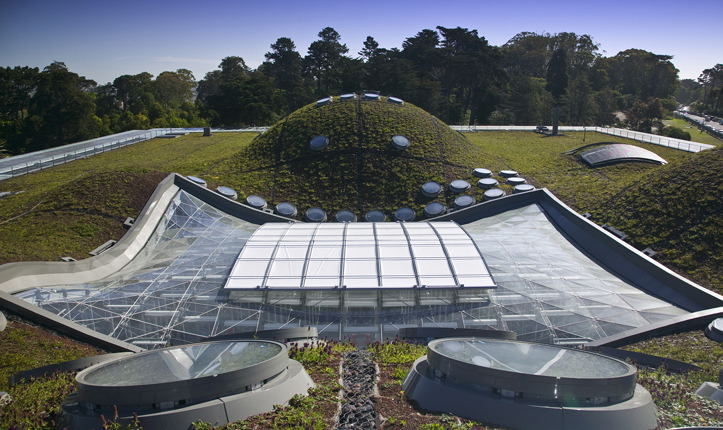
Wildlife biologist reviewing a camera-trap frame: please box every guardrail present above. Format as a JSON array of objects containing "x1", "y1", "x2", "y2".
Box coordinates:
[
  {"x1": 0, "y1": 127, "x2": 271, "y2": 182},
  {"x1": 450, "y1": 125, "x2": 715, "y2": 153},
  {"x1": 0, "y1": 129, "x2": 165, "y2": 181}
]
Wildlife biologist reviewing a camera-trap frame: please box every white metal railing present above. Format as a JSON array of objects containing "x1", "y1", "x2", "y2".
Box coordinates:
[
  {"x1": 0, "y1": 127, "x2": 269, "y2": 181},
  {"x1": 450, "y1": 125, "x2": 716, "y2": 153}
]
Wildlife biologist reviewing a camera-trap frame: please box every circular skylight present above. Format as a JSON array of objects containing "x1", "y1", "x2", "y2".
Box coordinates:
[
  {"x1": 423, "y1": 202, "x2": 446, "y2": 218},
  {"x1": 499, "y1": 170, "x2": 518, "y2": 178},
  {"x1": 477, "y1": 178, "x2": 498, "y2": 189},
  {"x1": 391, "y1": 135, "x2": 410, "y2": 150},
  {"x1": 506, "y1": 177, "x2": 527, "y2": 186},
  {"x1": 421, "y1": 181, "x2": 442, "y2": 197},
  {"x1": 216, "y1": 186, "x2": 238, "y2": 200},
  {"x1": 449, "y1": 180, "x2": 471, "y2": 193},
  {"x1": 316, "y1": 97, "x2": 331, "y2": 107},
  {"x1": 483, "y1": 188, "x2": 505, "y2": 201},
  {"x1": 428, "y1": 338, "x2": 636, "y2": 386},
  {"x1": 388, "y1": 97, "x2": 404, "y2": 105},
  {"x1": 274, "y1": 202, "x2": 297, "y2": 218},
  {"x1": 310, "y1": 135, "x2": 329, "y2": 151},
  {"x1": 364, "y1": 210, "x2": 387, "y2": 222},
  {"x1": 363, "y1": 93, "x2": 380, "y2": 101},
  {"x1": 335, "y1": 210, "x2": 357, "y2": 223},
  {"x1": 340, "y1": 93, "x2": 357, "y2": 101},
  {"x1": 513, "y1": 184, "x2": 535, "y2": 194},
  {"x1": 453, "y1": 195, "x2": 475, "y2": 210},
  {"x1": 472, "y1": 168, "x2": 492, "y2": 178},
  {"x1": 187, "y1": 176, "x2": 207, "y2": 187},
  {"x1": 404, "y1": 338, "x2": 653, "y2": 429},
  {"x1": 246, "y1": 195, "x2": 267, "y2": 210},
  {"x1": 304, "y1": 207, "x2": 328, "y2": 222},
  {"x1": 706, "y1": 318, "x2": 723, "y2": 343},
  {"x1": 75, "y1": 340, "x2": 286, "y2": 407},
  {"x1": 394, "y1": 207, "x2": 416, "y2": 222}
]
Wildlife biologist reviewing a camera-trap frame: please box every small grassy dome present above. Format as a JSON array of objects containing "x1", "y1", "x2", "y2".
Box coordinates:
[{"x1": 230, "y1": 96, "x2": 499, "y2": 219}]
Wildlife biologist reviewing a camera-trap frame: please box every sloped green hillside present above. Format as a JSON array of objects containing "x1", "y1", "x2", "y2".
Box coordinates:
[
  {"x1": 228, "y1": 97, "x2": 509, "y2": 218},
  {"x1": 593, "y1": 146, "x2": 723, "y2": 293}
]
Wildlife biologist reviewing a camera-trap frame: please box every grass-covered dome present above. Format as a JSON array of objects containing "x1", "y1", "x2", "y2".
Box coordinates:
[{"x1": 230, "y1": 96, "x2": 501, "y2": 219}]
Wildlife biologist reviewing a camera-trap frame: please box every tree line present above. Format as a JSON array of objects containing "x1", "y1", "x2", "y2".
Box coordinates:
[{"x1": 1, "y1": 27, "x2": 721, "y2": 156}]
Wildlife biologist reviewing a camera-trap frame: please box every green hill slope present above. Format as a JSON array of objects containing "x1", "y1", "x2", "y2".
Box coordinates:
[
  {"x1": 593, "y1": 146, "x2": 723, "y2": 293},
  {"x1": 228, "y1": 97, "x2": 506, "y2": 217}
]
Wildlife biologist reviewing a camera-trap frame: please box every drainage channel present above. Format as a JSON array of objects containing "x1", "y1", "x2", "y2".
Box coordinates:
[{"x1": 336, "y1": 351, "x2": 378, "y2": 429}]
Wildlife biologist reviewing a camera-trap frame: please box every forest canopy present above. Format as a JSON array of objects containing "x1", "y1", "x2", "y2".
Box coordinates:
[{"x1": 1, "y1": 27, "x2": 720, "y2": 156}]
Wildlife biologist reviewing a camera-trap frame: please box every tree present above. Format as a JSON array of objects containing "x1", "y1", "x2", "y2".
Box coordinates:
[
  {"x1": 262, "y1": 38, "x2": 309, "y2": 114},
  {"x1": 22, "y1": 62, "x2": 99, "y2": 152},
  {"x1": 113, "y1": 72, "x2": 154, "y2": 111},
  {"x1": 502, "y1": 32, "x2": 551, "y2": 79},
  {"x1": 607, "y1": 49, "x2": 679, "y2": 104},
  {"x1": 509, "y1": 77, "x2": 550, "y2": 125},
  {"x1": 676, "y1": 79, "x2": 703, "y2": 106},
  {"x1": 304, "y1": 27, "x2": 349, "y2": 94},
  {"x1": 699, "y1": 64, "x2": 723, "y2": 113},
  {"x1": 154, "y1": 69, "x2": 195, "y2": 109},
  {"x1": 625, "y1": 97, "x2": 664, "y2": 133},
  {"x1": 546, "y1": 48, "x2": 568, "y2": 106},
  {"x1": 565, "y1": 74, "x2": 597, "y2": 125},
  {"x1": 0, "y1": 66, "x2": 39, "y2": 122},
  {"x1": 206, "y1": 71, "x2": 282, "y2": 126}
]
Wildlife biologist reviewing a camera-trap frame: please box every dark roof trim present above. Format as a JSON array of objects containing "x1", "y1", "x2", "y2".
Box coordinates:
[
  {"x1": 0, "y1": 291, "x2": 143, "y2": 353},
  {"x1": 430, "y1": 188, "x2": 723, "y2": 313},
  {"x1": 588, "y1": 306, "x2": 723, "y2": 348}
]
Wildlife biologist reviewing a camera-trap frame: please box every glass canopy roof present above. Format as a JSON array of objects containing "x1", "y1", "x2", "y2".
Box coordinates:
[
  {"x1": 226, "y1": 222, "x2": 495, "y2": 290},
  {"x1": 14, "y1": 190, "x2": 687, "y2": 347}
]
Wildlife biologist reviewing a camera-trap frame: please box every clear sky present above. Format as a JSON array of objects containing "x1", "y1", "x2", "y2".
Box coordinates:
[{"x1": 1, "y1": 0, "x2": 721, "y2": 85}]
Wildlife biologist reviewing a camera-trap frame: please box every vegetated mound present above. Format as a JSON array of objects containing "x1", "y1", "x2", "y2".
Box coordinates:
[
  {"x1": 0, "y1": 169, "x2": 167, "y2": 264},
  {"x1": 594, "y1": 146, "x2": 723, "y2": 293},
  {"x1": 229, "y1": 97, "x2": 505, "y2": 218}
]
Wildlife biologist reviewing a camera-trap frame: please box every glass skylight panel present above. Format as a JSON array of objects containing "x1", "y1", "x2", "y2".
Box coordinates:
[
  {"x1": 224, "y1": 222, "x2": 494, "y2": 290},
  {"x1": 344, "y1": 246, "x2": 377, "y2": 259},
  {"x1": 343, "y1": 259, "x2": 378, "y2": 276},
  {"x1": 380, "y1": 259, "x2": 415, "y2": 276}
]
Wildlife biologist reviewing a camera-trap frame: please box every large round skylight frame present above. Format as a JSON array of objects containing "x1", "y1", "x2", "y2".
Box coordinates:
[
  {"x1": 304, "y1": 207, "x2": 328, "y2": 222},
  {"x1": 74, "y1": 340, "x2": 287, "y2": 407},
  {"x1": 421, "y1": 181, "x2": 442, "y2": 197},
  {"x1": 391, "y1": 135, "x2": 410, "y2": 150},
  {"x1": 472, "y1": 168, "x2": 492, "y2": 178},
  {"x1": 427, "y1": 338, "x2": 637, "y2": 406},
  {"x1": 274, "y1": 202, "x2": 297, "y2": 218},
  {"x1": 310, "y1": 135, "x2": 329, "y2": 151},
  {"x1": 216, "y1": 186, "x2": 238, "y2": 200},
  {"x1": 364, "y1": 210, "x2": 387, "y2": 222},
  {"x1": 449, "y1": 180, "x2": 471, "y2": 193},
  {"x1": 186, "y1": 176, "x2": 207, "y2": 187}
]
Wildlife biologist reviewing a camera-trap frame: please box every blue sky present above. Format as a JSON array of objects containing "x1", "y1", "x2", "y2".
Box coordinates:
[{"x1": 1, "y1": 0, "x2": 721, "y2": 84}]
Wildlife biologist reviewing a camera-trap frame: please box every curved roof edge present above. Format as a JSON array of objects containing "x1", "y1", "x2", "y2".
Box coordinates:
[
  {"x1": 171, "y1": 174, "x2": 296, "y2": 225},
  {"x1": 0, "y1": 173, "x2": 294, "y2": 296},
  {"x1": 0, "y1": 173, "x2": 179, "y2": 295},
  {"x1": 431, "y1": 188, "x2": 723, "y2": 313},
  {"x1": 588, "y1": 306, "x2": 723, "y2": 348},
  {"x1": 0, "y1": 290, "x2": 143, "y2": 352}
]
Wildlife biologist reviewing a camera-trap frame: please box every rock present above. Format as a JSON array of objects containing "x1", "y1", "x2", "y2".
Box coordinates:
[{"x1": 0, "y1": 311, "x2": 6, "y2": 332}]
